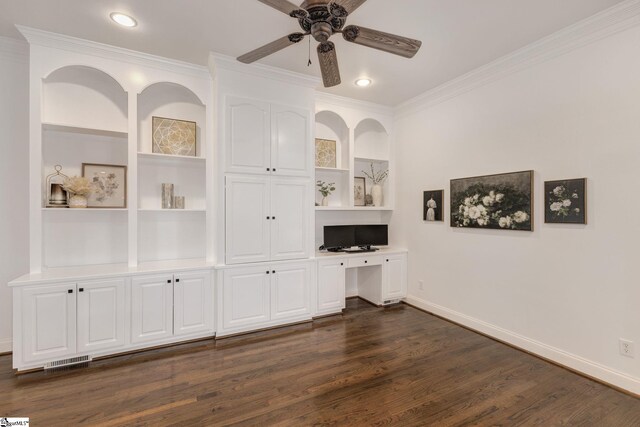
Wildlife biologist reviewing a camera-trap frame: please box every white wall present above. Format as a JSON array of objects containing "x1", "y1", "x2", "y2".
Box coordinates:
[
  {"x1": 0, "y1": 37, "x2": 29, "y2": 352},
  {"x1": 393, "y1": 25, "x2": 640, "y2": 392}
]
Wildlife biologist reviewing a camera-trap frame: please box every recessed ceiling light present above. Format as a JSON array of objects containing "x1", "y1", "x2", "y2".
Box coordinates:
[
  {"x1": 355, "y1": 78, "x2": 372, "y2": 87},
  {"x1": 110, "y1": 12, "x2": 137, "y2": 28}
]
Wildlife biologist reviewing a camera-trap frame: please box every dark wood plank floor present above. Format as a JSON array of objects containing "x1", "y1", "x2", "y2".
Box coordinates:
[{"x1": 1, "y1": 299, "x2": 639, "y2": 426}]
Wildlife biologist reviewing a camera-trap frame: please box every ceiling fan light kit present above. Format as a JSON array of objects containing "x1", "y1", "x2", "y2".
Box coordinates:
[{"x1": 237, "y1": 0, "x2": 422, "y2": 88}]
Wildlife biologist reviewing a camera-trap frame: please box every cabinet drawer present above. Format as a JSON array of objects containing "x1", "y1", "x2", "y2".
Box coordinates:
[{"x1": 347, "y1": 255, "x2": 382, "y2": 268}]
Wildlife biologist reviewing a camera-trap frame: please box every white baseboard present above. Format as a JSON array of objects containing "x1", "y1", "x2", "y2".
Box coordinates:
[
  {"x1": 0, "y1": 338, "x2": 12, "y2": 354},
  {"x1": 405, "y1": 296, "x2": 640, "y2": 396}
]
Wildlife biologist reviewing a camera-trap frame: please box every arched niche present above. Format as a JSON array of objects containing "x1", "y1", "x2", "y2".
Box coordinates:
[
  {"x1": 137, "y1": 82, "x2": 206, "y2": 156},
  {"x1": 354, "y1": 118, "x2": 389, "y2": 161},
  {"x1": 315, "y1": 110, "x2": 349, "y2": 169},
  {"x1": 43, "y1": 65, "x2": 128, "y2": 132}
]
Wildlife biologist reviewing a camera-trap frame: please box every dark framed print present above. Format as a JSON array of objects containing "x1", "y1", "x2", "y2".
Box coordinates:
[
  {"x1": 152, "y1": 116, "x2": 197, "y2": 157},
  {"x1": 544, "y1": 178, "x2": 586, "y2": 224},
  {"x1": 450, "y1": 170, "x2": 533, "y2": 231},
  {"x1": 423, "y1": 190, "x2": 444, "y2": 222},
  {"x1": 354, "y1": 177, "x2": 366, "y2": 206},
  {"x1": 82, "y1": 163, "x2": 127, "y2": 208}
]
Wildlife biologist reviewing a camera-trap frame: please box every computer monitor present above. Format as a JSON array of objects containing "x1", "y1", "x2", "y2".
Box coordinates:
[
  {"x1": 323, "y1": 225, "x2": 356, "y2": 250},
  {"x1": 355, "y1": 224, "x2": 388, "y2": 248}
]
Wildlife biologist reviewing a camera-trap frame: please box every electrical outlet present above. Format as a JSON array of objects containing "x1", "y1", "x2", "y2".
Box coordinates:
[
  {"x1": 619, "y1": 339, "x2": 634, "y2": 358},
  {"x1": 418, "y1": 280, "x2": 424, "y2": 291}
]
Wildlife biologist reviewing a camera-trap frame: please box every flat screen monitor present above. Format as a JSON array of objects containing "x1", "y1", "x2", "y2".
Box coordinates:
[
  {"x1": 323, "y1": 225, "x2": 356, "y2": 249},
  {"x1": 355, "y1": 224, "x2": 388, "y2": 247}
]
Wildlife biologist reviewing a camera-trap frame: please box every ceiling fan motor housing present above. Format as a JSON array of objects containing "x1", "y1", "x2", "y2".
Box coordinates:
[{"x1": 297, "y1": 1, "x2": 346, "y2": 35}]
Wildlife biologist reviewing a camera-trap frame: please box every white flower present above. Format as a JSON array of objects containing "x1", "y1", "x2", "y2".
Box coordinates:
[
  {"x1": 550, "y1": 202, "x2": 563, "y2": 212},
  {"x1": 463, "y1": 219, "x2": 470, "y2": 226},
  {"x1": 464, "y1": 197, "x2": 473, "y2": 206},
  {"x1": 468, "y1": 206, "x2": 481, "y2": 220},
  {"x1": 553, "y1": 186, "x2": 564, "y2": 196},
  {"x1": 574, "y1": 208, "x2": 580, "y2": 213},
  {"x1": 513, "y1": 211, "x2": 529, "y2": 223},
  {"x1": 572, "y1": 193, "x2": 579, "y2": 199},
  {"x1": 489, "y1": 191, "x2": 495, "y2": 197},
  {"x1": 499, "y1": 217, "x2": 513, "y2": 228},
  {"x1": 459, "y1": 205, "x2": 465, "y2": 213},
  {"x1": 495, "y1": 193, "x2": 504, "y2": 202},
  {"x1": 477, "y1": 218, "x2": 487, "y2": 226},
  {"x1": 482, "y1": 196, "x2": 492, "y2": 206},
  {"x1": 473, "y1": 194, "x2": 480, "y2": 203},
  {"x1": 477, "y1": 205, "x2": 487, "y2": 214},
  {"x1": 562, "y1": 199, "x2": 572, "y2": 207}
]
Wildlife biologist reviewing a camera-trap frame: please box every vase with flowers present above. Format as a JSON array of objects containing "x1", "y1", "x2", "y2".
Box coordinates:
[
  {"x1": 316, "y1": 180, "x2": 336, "y2": 206},
  {"x1": 62, "y1": 176, "x2": 93, "y2": 208},
  {"x1": 362, "y1": 163, "x2": 389, "y2": 207}
]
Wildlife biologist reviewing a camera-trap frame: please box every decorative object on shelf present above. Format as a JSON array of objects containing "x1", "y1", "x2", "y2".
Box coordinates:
[
  {"x1": 152, "y1": 116, "x2": 197, "y2": 157},
  {"x1": 423, "y1": 190, "x2": 444, "y2": 222},
  {"x1": 45, "y1": 165, "x2": 69, "y2": 208},
  {"x1": 354, "y1": 177, "x2": 366, "y2": 206},
  {"x1": 365, "y1": 194, "x2": 373, "y2": 206},
  {"x1": 451, "y1": 170, "x2": 533, "y2": 231},
  {"x1": 174, "y1": 196, "x2": 185, "y2": 210},
  {"x1": 316, "y1": 180, "x2": 336, "y2": 206},
  {"x1": 315, "y1": 138, "x2": 337, "y2": 168},
  {"x1": 162, "y1": 183, "x2": 174, "y2": 209},
  {"x1": 544, "y1": 178, "x2": 586, "y2": 224},
  {"x1": 83, "y1": 163, "x2": 127, "y2": 208},
  {"x1": 62, "y1": 176, "x2": 93, "y2": 209},
  {"x1": 362, "y1": 163, "x2": 388, "y2": 207}
]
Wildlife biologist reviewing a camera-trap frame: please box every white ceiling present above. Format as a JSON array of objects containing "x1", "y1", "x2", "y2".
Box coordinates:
[{"x1": 0, "y1": 0, "x2": 624, "y2": 105}]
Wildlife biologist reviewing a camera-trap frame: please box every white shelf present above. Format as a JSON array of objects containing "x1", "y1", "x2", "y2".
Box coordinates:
[
  {"x1": 354, "y1": 156, "x2": 389, "y2": 163},
  {"x1": 315, "y1": 206, "x2": 393, "y2": 212},
  {"x1": 42, "y1": 208, "x2": 128, "y2": 212},
  {"x1": 42, "y1": 122, "x2": 128, "y2": 138},
  {"x1": 137, "y1": 152, "x2": 206, "y2": 164},
  {"x1": 315, "y1": 167, "x2": 350, "y2": 173},
  {"x1": 138, "y1": 209, "x2": 206, "y2": 213}
]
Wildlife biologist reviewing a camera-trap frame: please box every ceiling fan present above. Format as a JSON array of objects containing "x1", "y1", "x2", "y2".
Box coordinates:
[{"x1": 237, "y1": 0, "x2": 423, "y2": 87}]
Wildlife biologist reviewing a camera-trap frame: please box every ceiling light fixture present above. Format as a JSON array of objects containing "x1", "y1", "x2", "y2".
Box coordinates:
[
  {"x1": 355, "y1": 78, "x2": 372, "y2": 87},
  {"x1": 110, "y1": 12, "x2": 137, "y2": 28}
]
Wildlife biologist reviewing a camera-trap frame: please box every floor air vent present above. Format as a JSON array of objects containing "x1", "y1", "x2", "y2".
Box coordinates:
[
  {"x1": 44, "y1": 355, "x2": 91, "y2": 370},
  {"x1": 383, "y1": 299, "x2": 401, "y2": 305}
]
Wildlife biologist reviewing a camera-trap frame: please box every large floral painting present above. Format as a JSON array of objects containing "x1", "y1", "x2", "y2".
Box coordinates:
[
  {"x1": 544, "y1": 178, "x2": 586, "y2": 224},
  {"x1": 450, "y1": 170, "x2": 533, "y2": 231},
  {"x1": 82, "y1": 163, "x2": 127, "y2": 208}
]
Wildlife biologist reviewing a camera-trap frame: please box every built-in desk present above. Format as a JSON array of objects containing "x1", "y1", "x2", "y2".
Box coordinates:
[{"x1": 315, "y1": 248, "x2": 408, "y2": 316}]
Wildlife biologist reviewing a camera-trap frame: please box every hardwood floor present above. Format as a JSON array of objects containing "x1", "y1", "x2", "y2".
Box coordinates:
[{"x1": 1, "y1": 298, "x2": 639, "y2": 426}]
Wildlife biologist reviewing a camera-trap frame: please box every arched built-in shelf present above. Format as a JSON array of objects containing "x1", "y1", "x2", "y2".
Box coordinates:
[
  {"x1": 353, "y1": 118, "x2": 392, "y2": 209},
  {"x1": 315, "y1": 110, "x2": 351, "y2": 208}
]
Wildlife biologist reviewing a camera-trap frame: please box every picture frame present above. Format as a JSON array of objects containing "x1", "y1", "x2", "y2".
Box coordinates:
[
  {"x1": 82, "y1": 163, "x2": 127, "y2": 208},
  {"x1": 450, "y1": 170, "x2": 534, "y2": 231},
  {"x1": 152, "y1": 116, "x2": 197, "y2": 157},
  {"x1": 315, "y1": 138, "x2": 337, "y2": 168},
  {"x1": 354, "y1": 177, "x2": 366, "y2": 206},
  {"x1": 544, "y1": 178, "x2": 587, "y2": 224},
  {"x1": 423, "y1": 190, "x2": 444, "y2": 222}
]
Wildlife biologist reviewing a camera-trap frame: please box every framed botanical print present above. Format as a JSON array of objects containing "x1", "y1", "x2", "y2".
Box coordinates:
[
  {"x1": 544, "y1": 178, "x2": 586, "y2": 224},
  {"x1": 354, "y1": 177, "x2": 366, "y2": 206},
  {"x1": 82, "y1": 163, "x2": 127, "y2": 208}
]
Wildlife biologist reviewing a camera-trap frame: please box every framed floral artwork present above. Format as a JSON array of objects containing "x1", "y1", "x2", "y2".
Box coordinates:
[
  {"x1": 544, "y1": 178, "x2": 586, "y2": 224},
  {"x1": 450, "y1": 170, "x2": 533, "y2": 231},
  {"x1": 315, "y1": 138, "x2": 337, "y2": 168},
  {"x1": 82, "y1": 163, "x2": 127, "y2": 208},
  {"x1": 423, "y1": 190, "x2": 444, "y2": 222},
  {"x1": 354, "y1": 177, "x2": 366, "y2": 206}
]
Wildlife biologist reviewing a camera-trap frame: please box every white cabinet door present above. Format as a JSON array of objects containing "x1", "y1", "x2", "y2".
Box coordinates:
[
  {"x1": 271, "y1": 104, "x2": 310, "y2": 177},
  {"x1": 270, "y1": 178, "x2": 309, "y2": 261},
  {"x1": 317, "y1": 259, "x2": 346, "y2": 316},
  {"x1": 22, "y1": 283, "x2": 77, "y2": 364},
  {"x1": 382, "y1": 254, "x2": 408, "y2": 301},
  {"x1": 271, "y1": 262, "x2": 311, "y2": 321},
  {"x1": 226, "y1": 97, "x2": 271, "y2": 174},
  {"x1": 174, "y1": 270, "x2": 213, "y2": 337},
  {"x1": 222, "y1": 266, "x2": 270, "y2": 330},
  {"x1": 225, "y1": 175, "x2": 271, "y2": 265},
  {"x1": 131, "y1": 274, "x2": 174, "y2": 344},
  {"x1": 77, "y1": 279, "x2": 126, "y2": 353}
]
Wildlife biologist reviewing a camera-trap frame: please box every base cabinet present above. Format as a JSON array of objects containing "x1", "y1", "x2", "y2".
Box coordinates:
[
  {"x1": 131, "y1": 274, "x2": 174, "y2": 344},
  {"x1": 316, "y1": 259, "x2": 346, "y2": 316},
  {"x1": 219, "y1": 261, "x2": 312, "y2": 336},
  {"x1": 382, "y1": 254, "x2": 408, "y2": 302},
  {"x1": 77, "y1": 279, "x2": 126, "y2": 353}
]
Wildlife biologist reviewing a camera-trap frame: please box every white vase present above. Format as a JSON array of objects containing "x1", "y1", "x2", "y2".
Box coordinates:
[
  {"x1": 69, "y1": 194, "x2": 88, "y2": 208},
  {"x1": 322, "y1": 196, "x2": 329, "y2": 206},
  {"x1": 371, "y1": 184, "x2": 383, "y2": 207}
]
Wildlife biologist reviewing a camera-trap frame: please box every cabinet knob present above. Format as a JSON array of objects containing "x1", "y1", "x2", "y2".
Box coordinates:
[
  {"x1": 167, "y1": 279, "x2": 171, "y2": 284},
  {"x1": 266, "y1": 271, "x2": 270, "y2": 274},
  {"x1": 79, "y1": 288, "x2": 84, "y2": 292},
  {"x1": 266, "y1": 216, "x2": 271, "y2": 220},
  {"x1": 364, "y1": 260, "x2": 368, "y2": 264},
  {"x1": 68, "y1": 289, "x2": 73, "y2": 294},
  {"x1": 267, "y1": 168, "x2": 271, "y2": 172},
  {"x1": 272, "y1": 270, "x2": 276, "y2": 274},
  {"x1": 273, "y1": 168, "x2": 277, "y2": 172},
  {"x1": 272, "y1": 216, "x2": 276, "y2": 220},
  {"x1": 340, "y1": 263, "x2": 343, "y2": 266},
  {"x1": 175, "y1": 279, "x2": 180, "y2": 283},
  {"x1": 386, "y1": 259, "x2": 389, "y2": 262}
]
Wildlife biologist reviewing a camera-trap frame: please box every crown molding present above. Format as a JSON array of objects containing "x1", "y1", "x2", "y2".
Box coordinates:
[
  {"x1": 395, "y1": 0, "x2": 640, "y2": 118},
  {"x1": 315, "y1": 91, "x2": 393, "y2": 117},
  {"x1": 209, "y1": 52, "x2": 321, "y2": 89},
  {"x1": 16, "y1": 26, "x2": 210, "y2": 80},
  {"x1": 0, "y1": 36, "x2": 28, "y2": 63}
]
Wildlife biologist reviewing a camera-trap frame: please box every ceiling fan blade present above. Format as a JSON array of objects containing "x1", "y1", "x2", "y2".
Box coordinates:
[
  {"x1": 237, "y1": 33, "x2": 306, "y2": 64},
  {"x1": 342, "y1": 25, "x2": 422, "y2": 58},
  {"x1": 258, "y1": 0, "x2": 307, "y2": 17},
  {"x1": 332, "y1": 0, "x2": 367, "y2": 14},
  {"x1": 317, "y1": 41, "x2": 341, "y2": 88}
]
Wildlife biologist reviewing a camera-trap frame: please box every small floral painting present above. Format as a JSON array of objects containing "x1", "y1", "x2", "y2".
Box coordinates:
[
  {"x1": 450, "y1": 171, "x2": 533, "y2": 231},
  {"x1": 82, "y1": 163, "x2": 127, "y2": 208},
  {"x1": 544, "y1": 178, "x2": 586, "y2": 224}
]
